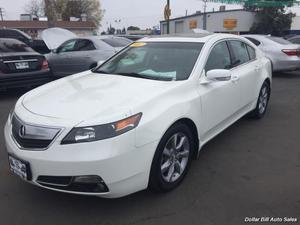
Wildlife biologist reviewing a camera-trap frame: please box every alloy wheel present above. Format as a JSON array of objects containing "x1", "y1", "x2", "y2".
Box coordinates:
[
  {"x1": 258, "y1": 85, "x2": 269, "y2": 114},
  {"x1": 160, "y1": 132, "x2": 190, "y2": 183}
]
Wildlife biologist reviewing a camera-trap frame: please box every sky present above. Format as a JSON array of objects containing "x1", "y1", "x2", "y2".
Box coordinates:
[{"x1": 1, "y1": 0, "x2": 300, "y2": 31}]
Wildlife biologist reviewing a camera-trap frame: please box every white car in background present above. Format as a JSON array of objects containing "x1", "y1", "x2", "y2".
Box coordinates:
[
  {"x1": 4, "y1": 33, "x2": 272, "y2": 198},
  {"x1": 243, "y1": 34, "x2": 300, "y2": 72}
]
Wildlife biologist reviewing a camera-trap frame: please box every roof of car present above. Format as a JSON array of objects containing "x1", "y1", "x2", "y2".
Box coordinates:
[
  {"x1": 0, "y1": 37, "x2": 24, "y2": 44},
  {"x1": 139, "y1": 33, "x2": 240, "y2": 43}
]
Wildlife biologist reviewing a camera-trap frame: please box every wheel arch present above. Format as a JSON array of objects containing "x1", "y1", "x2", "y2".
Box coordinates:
[{"x1": 165, "y1": 117, "x2": 200, "y2": 160}]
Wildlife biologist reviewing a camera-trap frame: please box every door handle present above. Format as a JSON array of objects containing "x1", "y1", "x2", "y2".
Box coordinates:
[{"x1": 231, "y1": 75, "x2": 240, "y2": 83}]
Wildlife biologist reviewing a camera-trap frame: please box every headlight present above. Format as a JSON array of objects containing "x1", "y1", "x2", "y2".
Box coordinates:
[
  {"x1": 8, "y1": 106, "x2": 15, "y2": 122},
  {"x1": 61, "y1": 113, "x2": 142, "y2": 144}
]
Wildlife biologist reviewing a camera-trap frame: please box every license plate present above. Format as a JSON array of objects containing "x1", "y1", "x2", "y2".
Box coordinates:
[
  {"x1": 15, "y1": 62, "x2": 29, "y2": 69},
  {"x1": 8, "y1": 155, "x2": 31, "y2": 180}
]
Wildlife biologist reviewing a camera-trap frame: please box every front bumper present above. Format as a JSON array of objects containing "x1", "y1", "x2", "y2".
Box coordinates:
[
  {"x1": 4, "y1": 116, "x2": 158, "y2": 198},
  {"x1": 272, "y1": 58, "x2": 300, "y2": 72}
]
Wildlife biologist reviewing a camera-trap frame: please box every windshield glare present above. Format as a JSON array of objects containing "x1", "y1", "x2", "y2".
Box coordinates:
[{"x1": 96, "y1": 42, "x2": 203, "y2": 81}]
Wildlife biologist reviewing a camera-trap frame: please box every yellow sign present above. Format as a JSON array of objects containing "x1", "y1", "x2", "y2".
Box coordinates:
[
  {"x1": 130, "y1": 42, "x2": 147, "y2": 47},
  {"x1": 189, "y1": 20, "x2": 197, "y2": 29},
  {"x1": 223, "y1": 19, "x2": 237, "y2": 30}
]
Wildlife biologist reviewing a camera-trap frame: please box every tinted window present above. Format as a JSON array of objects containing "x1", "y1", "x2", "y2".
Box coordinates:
[
  {"x1": 267, "y1": 36, "x2": 291, "y2": 45},
  {"x1": 228, "y1": 41, "x2": 250, "y2": 66},
  {"x1": 205, "y1": 42, "x2": 231, "y2": 71},
  {"x1": 75, "y1": 39, "x2": 96, "y2": 51},
  {"x1": 97, "y1": 42, "x2": 203, "y2": 81},
  {"x1": 101, "y1": 38, "x2": 131, "y2": 47},
  {"x1": 289, "y1": 38, "x2": 300, "y2": 44},
  {"x1": 0, "y1": 39, "x2": 33, "y2": 52},
  {"x1": 246, "y1": 45, "x2": 256, "y2": 60},
  {"x1": 245, "y1": 37, "x2": 261, "y2": 46}
]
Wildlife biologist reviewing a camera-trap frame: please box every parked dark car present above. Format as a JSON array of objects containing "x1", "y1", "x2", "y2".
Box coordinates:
[
  {"x1": 0, "y1": 38, "x2": 51, "y2": 90},
  {"x1": 0, "y1": 28, "x2": 50, "y2": 54}
]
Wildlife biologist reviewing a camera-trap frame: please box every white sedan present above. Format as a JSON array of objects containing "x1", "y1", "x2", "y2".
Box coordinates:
[{"x1": 4, "y1": 34, "x2": 272, "y2": 198}]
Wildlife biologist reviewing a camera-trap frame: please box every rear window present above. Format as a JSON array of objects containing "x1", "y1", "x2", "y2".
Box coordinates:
[
  {"x1": 245, "y1": 37, "x2": 261, "y2": 46},
  {"x1": 101, "y1": 38, "x2": 132, "y2": 47},
  {"x1": 267, "y1": 36, "x2": 292, "y2": 45},
  {"x1": 0, "y1": 39, "x2": 33, "y2": 52}
]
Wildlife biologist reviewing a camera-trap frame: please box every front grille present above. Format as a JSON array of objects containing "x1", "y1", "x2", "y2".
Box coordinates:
[{"x1": 11, "y1": 115, "x2": 60, "y2": 150}]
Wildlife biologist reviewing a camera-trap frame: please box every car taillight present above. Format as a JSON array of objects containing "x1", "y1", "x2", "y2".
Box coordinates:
[
  {"x1": 41, "y1": 59, "x2": 49, "y2": 70},
  {"x1": 282, "y1": 49, "x2": 300, "y2": 56}
]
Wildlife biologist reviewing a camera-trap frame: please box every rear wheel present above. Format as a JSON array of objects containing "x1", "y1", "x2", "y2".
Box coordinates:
[
  {"x1": 149, "y1": 123, "x2": 195, "y2": 192},
  {"x1": 250, "y1": 81, "x2": 270, "y2": 119}
]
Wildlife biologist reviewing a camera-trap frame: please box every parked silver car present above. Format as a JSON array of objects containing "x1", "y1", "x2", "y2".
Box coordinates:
[
  {"x1": 243, "y1": 34, "x2": 300, "y2": 72},
  {"x1": 42, "y1": 28, "x2": 132, "y2": 77}
]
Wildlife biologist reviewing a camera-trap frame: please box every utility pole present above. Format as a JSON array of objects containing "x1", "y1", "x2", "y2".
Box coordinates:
[
  {"x1": 203, "y1": 0, "x2": 207, "y2": 30},
  {"x1": 0, "y1": 8, "x2": 3, "y2": 21},
  {"x1": 167, "y1": 0, "x2": 170, "y2": 34}
]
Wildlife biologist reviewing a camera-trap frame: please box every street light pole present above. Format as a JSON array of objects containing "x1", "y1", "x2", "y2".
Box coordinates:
[{"x1": 167, "y1": 0, "x2": 170, "y2": 34}]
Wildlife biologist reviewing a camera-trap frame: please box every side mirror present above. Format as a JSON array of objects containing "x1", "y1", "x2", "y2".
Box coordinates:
[
  {"x1": 52, "y1": 49, "x2": 58, "y2": 54},
  {"x1": 206, "y1": 69, "x2": 231, "y2": 81}
]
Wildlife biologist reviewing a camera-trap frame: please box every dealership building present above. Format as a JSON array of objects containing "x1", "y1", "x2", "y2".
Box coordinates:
[
  {"x1": 160, "y1": 9, "x2": 256, "y2": 35},
  {"x1": 160, "y1": 8, "x2": 300, "y2": 35}
]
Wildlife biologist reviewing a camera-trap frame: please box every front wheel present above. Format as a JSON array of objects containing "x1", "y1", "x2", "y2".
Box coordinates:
[
  {"x1": 249, "y1": 81, "x2": 270, "y2": 119},
  {"x1": 149, "y1": 123, "x2": 195, "y2": 192}
]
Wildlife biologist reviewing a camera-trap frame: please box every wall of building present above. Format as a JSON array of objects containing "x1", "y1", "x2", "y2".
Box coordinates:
[
  {"x1": 291, "y1": 16, "x2": 300, "y2": 30},
  {"x1": 161, "y1": 10, "x2": 256, "y2": 35}
]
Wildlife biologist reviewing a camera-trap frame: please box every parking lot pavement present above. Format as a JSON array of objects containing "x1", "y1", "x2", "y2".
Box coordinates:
[{"x1": 0, "y1": 72, "x2": 300, "y2": 225}]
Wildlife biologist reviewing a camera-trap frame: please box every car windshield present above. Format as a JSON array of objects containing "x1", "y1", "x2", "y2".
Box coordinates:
[
  {"x1": 267, "y1": 36, "x2": 292, "y2": 45},
  {"x1": 95, "y1": 42, "x2": 203, "y2": 81},
  {"x1": 101, "y1": 38, "x2": 132, "y2": 47},
  {"x1": 0, "y1": 39, "x2": 33, "y2": 52}
]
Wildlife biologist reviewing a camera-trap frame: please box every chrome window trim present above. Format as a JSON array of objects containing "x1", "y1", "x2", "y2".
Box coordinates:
[
  {"x1": 4, "y1": 59, "x2": 38, "y2": 63},
  {"x1": 10, "y1": 113, "x2": 64, "y2": 151}
]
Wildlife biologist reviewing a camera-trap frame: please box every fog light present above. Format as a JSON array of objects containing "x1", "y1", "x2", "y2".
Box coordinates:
[{"x1": 72, "y1": 175, "x2": 109, "y2": 193}]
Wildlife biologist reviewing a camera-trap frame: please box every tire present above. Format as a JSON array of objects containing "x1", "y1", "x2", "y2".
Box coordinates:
[
  {"x1": 149, "y1": 123, "x2": 195, "y2": 192},
  {"x1": 249, "y1": 81, "x2": 270, "y2": 119}
]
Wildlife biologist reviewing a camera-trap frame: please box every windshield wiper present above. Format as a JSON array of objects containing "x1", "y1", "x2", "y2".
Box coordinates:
[
  {"x1": 116, "y1": 72, "x2": 174, "y2": 81},
  {"x1": 94, "y1": 70, "x2": 109, "y2": 74}
]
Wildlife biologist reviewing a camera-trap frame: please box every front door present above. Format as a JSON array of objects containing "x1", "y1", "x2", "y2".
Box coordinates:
[{"x1": 199, "y1": 41, "x2": 241, "y2": 140}]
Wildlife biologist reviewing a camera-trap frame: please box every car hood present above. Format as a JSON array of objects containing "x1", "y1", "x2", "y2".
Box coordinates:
[
  {"x1": 21, "y1": 71, "x2": 175, "y2": 126},
  {"x1": 41, "y1": 27, "x2": 77, "y2": 50}
]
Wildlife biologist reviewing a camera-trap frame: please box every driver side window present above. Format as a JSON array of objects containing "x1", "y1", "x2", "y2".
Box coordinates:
[{"x1": 205, "y1": 41, "x2": 231, "y2": 72}]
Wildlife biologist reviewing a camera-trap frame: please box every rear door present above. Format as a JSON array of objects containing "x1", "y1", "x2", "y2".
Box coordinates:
[{"x1": 227, "y1": 40, "x2": 261, "y2": 106}]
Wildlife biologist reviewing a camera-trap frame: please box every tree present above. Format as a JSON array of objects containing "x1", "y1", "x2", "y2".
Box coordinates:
[
  {"x1": 44, "y1": 0, "x2": 104, "y2": 26},
  {"x1": 24, "y1": 0, "x2": 44, "y2": 17},
  {"x1": 127, "y1": 26, "x2": 140, "y2": 31},
  {"x1": 244, "y1": 0, "x2": 295, "y2": 36},
  {"x1": 62, "y1": 0, "x2": 104, "y2": 26},
  {"x1": 44, "y1": 0, "x2": 67, "y2": 21}
]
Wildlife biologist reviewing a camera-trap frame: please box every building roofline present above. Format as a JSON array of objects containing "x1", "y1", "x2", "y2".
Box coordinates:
[{"x1": 160, "y1": 9, "x2": 253, "y2": 23}]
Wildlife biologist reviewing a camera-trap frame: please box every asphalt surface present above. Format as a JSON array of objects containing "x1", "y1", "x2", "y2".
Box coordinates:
[{"x1": 0, "y1": 72, "x2": 300, "y2": 225}]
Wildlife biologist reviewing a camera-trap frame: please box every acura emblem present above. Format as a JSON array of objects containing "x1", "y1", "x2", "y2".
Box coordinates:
[{"x1": 19, "y1": 125, "x2": 26, "y2": 138}]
